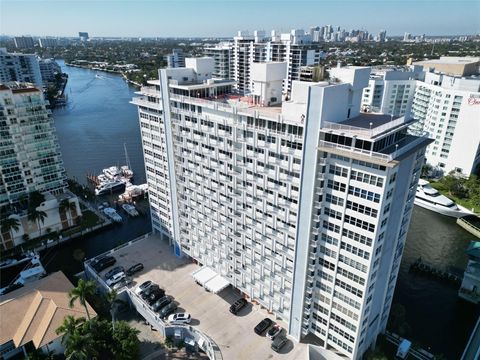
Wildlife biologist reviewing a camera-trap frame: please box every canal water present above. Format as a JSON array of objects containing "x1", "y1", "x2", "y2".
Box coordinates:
[{"x1": 46, "y1": 61, "x2": 478, "y2": 359}]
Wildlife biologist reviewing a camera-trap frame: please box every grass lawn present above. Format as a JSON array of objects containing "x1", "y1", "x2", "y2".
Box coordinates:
[{"x1": 430, "y1": 181, "x2": 480, "y2": 213}]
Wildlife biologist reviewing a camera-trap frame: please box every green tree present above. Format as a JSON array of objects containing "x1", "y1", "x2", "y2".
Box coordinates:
[
  {"x1": 111, "y1": 321, "x2": 140, "y2": 360},
  {"x1": 64, "y1": 331, "x2": 96, "y2": 360},
  {"x1": 1, "y1": 217, "x2": 20, "y2": 247},
  {"x1": 59, "y1": 199, "x2": 78, "y2": 226},
  {"x1": 164, "y1": 335, "x2": 173, "y2": 349},
  {"x1": 56, "y1": 315, "x2": 86, "y2": 346},
  {"x1": 29, "y1": 191, "x2": 45, "y2": 209},
  {"x1": 105, "y1": 289, "x2": 124, "y2": 331},
  {"x1": 27, "y1": 209, "x2": 47, "y2": 237},
  {"x1": 68, "y1": 279, "x2": 96, "y2": 326}
]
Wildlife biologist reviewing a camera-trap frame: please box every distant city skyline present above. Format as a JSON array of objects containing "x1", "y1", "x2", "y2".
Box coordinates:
[{"x1": 1, "y1": 0, "x2": 479, "y2": 38}]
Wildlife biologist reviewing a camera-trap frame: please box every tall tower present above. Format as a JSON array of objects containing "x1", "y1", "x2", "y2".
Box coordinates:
[{"x1": 132, "y1": 60, "x2": 431, "y2": 360}]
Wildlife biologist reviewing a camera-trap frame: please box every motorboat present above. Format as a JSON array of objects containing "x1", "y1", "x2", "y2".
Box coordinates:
[
  {"x1": 103, "y1": 207, "x2": 123, "y2": 222},
  {"x1": 95, "y1": 180, "x2": 126, "y2": 196},
  {"x1": 122, "y1": 203, "x2": 139, "y2": 217},
  {"x1": 103, "y1": 166, "x2": 122, "y2": 179},
  {"x1": 414, "y1": 179, "x2": 472, "y2": 218}
]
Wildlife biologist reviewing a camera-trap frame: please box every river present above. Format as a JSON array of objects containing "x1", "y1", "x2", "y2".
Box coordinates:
[{"x1": 46, "y1": 60, "x2": 478, "y2": 359}]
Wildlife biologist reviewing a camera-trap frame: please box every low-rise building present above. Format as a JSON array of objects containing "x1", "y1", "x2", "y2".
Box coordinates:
[{"x1": 0, "y1": 271, "x2": 96, "y2": 359}]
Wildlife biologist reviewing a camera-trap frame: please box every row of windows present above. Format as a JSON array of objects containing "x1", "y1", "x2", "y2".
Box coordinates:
[
  {"x1": 344, "y1": 215, "x2": 375, "y2": 233},
  {"x1": 329, "y1": 323, "x2": 355, "y2": 344},
  {"x1": 328, "y1": 334, "x2": 353, "y2": 354},
  {"x1": 339, "y1": 254, "x2": 368, "y2": 273},
  {"x1": 337, "y1": 266, "x2": 366, "y2": 286},
  {"x1": 342, "y1": 228, "x2": 373, "y2": 247},
  {"x1": 346, "y1": 200, "x2": 378, "y2": 218},
  {"x1": 325, "y1": 193, "x2": 345, "y2": 206},
  {"x1": 327, "y1": 179, "x2": 346, "y2": 192},
  {"x1": 332, "y1": 301, "x2": 359, "y2": 321},
  {"x1": 329, "y1": 164, "x2": 348, "y2": 178},
  {"x1": 330, "y1": 312, "x2": 357, "y2": 333},
  {"x1": 348, "y1": 186, "x2": 381, "y2": 203},
  {"x1": 324, "y1": 207, "x2": 342, "y2": 220},
  {"x1": 335, "y1": 279, "x2": 363, "y2": 298},
  {"x1": 323, "y1": 220, "x2": 340, "y2": 234},
  {"x1": 334, "y1": 291, "x2": 361, "y2": 310},
  {"x1": 319, "y1": 233, "x2": 339, "y2": 246}
]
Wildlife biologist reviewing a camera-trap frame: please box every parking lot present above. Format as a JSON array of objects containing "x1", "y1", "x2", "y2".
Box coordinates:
[{"x1": 94, "y1": 234, "x2": 308, "y2": 360}]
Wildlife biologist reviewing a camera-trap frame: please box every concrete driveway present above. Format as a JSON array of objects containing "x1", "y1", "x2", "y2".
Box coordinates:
[{"x1": 98, "y1": 234, "x2": 307, "y2": 360}]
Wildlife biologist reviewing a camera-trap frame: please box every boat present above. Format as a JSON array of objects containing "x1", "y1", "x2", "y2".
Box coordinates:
[
  {"x1": 122, "y1": 203, "x2": 139, "y2": 217},
  {"x1": 414, "y1": 179, "x2": 473, "y2": 218},
  {"x1": 0, "y1": 251, "x2": 37, "y2": 270},
  {"x1": 103, "y1": 166, "x2": 122, "y2": 180},
  {"x1": 95, "y1": 180, "x2": 126, "y2": 196},
  {"x1": 0, "y1": 253, "x2": 46, "y2": 295},
  {"x1": 118, "y1": 183, "x2": 148, "y2": 201},
  {"x1": 103, "y1": 207, "x2": 123, "y2": 222}
]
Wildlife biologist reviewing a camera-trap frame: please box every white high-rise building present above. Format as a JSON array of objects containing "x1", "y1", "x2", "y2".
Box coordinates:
[
  {"x1": 204, "y1": 43, "x2": 232, "y2": 79},
  {"x1": 229, "y1": 30, "x2": 325, "y2": 95},
  {"x1": 38, "y1": 38, "x2": 58, "y2": 48},
  {"x1": 132, "y1": 59, "x2": 431, "y2": 360},
  {"x1": 38, "y1": 58, "x2": 61, "y2": 83},
  {"x1": 0, "y1": 82, "x2": 67, "y2": 206},
  {"x1": 361, "y1": 65, "x2": 425, "y2": 116},
  {"x1": 0, "y1": 48, "x2": 43, "y2": 88},
  {"x1": 410, "y1": 70, "x2": 480, "y2": 175}
]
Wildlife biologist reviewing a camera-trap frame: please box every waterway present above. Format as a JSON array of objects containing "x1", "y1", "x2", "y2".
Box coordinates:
[{"x1": 44, "y1": 60, "x2": 478, "y2": 359}]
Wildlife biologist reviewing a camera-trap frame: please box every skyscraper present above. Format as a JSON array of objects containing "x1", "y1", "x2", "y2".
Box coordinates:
[
  {"x1": 132, "y1": 59, "x2": 431, "y2": 359},
  {"x1": 13, "y1": 36, "x2": 35, "y2": 49},
  {"x1": 0, "y1": 82, "x2": 67, "y2": 206},
  {"x1": 0, "y1": 48, "x2": 43, "y2": 88},
  {"x1": 166, "y1": 49, "x2": 186, "y2": 68}
]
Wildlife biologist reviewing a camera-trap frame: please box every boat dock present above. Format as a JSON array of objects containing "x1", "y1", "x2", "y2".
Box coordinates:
[{"x1": 409, "y1": 258, "x2": 463, "y2": 285}]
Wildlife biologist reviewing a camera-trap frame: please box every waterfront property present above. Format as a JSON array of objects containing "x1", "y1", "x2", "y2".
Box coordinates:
[
  {"x1": 132, "y1": 57, "x2": 431, "y2": 359},
  {"x1": 0, "y1": 271, "x2": 96, "y2": 359},
  {"x1": 84, "y1": 234, "x2": 308, "y2": 360}
]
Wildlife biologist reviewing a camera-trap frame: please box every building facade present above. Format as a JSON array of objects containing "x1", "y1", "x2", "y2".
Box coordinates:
[
  {"x1": 13, "y1": 36, "x2": 35, "y2": 49},
  {"x1": 132, "y1": 59, "x2": 430, "y2": 359},
  {"x1": 38, "y1": 58, "x2": 61, "y2": 83},
  {"x1": 204, "y1": 43, "x2": 232, "y2": 79},
  {"x1": 0, "y1": 82, "x2": 67, "y2": 207},
  {"x1": 166, "y1": 49, "x2": 186, "y2": 68},
  {"x1": 0, "y1": 48, "x2": 43, "y2": 88},
  {"x1": 410, "y1": 70, "x2": 480, "y2": 175},
  {"x1": 361, "y1": 65, "x2": 425, "y2": 116},
  {"x1": 38, "y1": 37, "x2": 58, "y2": 48}
]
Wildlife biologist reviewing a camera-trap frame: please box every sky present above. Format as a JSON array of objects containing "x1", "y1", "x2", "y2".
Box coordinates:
[{"x1": 1, "y1": 0, "x2": 479, "y2": 38}]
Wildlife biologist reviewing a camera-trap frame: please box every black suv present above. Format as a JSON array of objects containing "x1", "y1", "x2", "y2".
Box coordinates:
[
  {"x1": 126, "y1": 263, "x2": 144, "y2": 276},
  {"x1": 159, "y1": 302, "x2": 177, "y2": 318},
  {"x1": 229, "y1": 298, "x2": 247, "y2": 315},
  {"x1": 147, "y1": 288, "x2": 166, "y2": 305},
  {"x1": 152, "y1": 295, "x2": 173, "y2": 312},
  {"x1": 141, "y1": 284, "x2": 160, "y2": 300},
  {"x1": 91, "y1": 256, "x2": 116, "y2": 272},
  {"x1": 254, "y1": 318, "x2": 273, "y2": 335}
]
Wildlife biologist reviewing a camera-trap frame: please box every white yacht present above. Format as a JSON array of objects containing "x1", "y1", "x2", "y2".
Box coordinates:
[
  {"x1": 95, "y1": 180, "x2": 126, "y2": 196},
  {"x1": 122, "y1": 203, "x2": 139, "y2": 217},
  {"x1": 415, "y1": 179, "x2": 472, "y2": 218},
  {"x1": 103, "y1": 166, "x2": 122, "y2": 179},
  {"x1": 103, "y1": 207, "x2": 123, "y2": 222}
]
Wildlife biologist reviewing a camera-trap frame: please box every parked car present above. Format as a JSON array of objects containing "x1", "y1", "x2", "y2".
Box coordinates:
[
  {"x1": 135, "y1": 280, "x2": 152, "y2": 296},
  {"x1": 151, "y1": 295, "x2": 173, "y2": 312},
  {"x1": 168, "y1": 313, "x2": 191, "y2": 324},
  {"x1": 112, "y1": 278, "x2": 131, "y2": 291},
  {"x1": 266, "y1": 324, "x2": 282, "y2": 340},
  {"x1": 104, "y1": 266, "x2": 124, "y2": 279},
  {"x1": 254, "y1": 318, "x2": 273, "y2": 335},
  {"x1": 106, "y1": 272, "x2": 126, "y2": 287},
  {"x1": 229, "y1": 298, "x2": 247, "y2": 315},
  {"x1": 141, "y1": 284, "x2": 160, "y2": 300},
  {"x1": 159, "y1": 302, "x2": 177, "y2": 318},
  {"x1": 91, "y1": 256, "x2": 116, "y2": 272},
  {"x1": 271, "y1": 335, "x2": 288, "y2": 352},
  {"x1": 126, "y1": 263, "x2": 144, "y2": 276},
  {"x1": 147, "y1": 288, "x2": 166, "y2": 305}
]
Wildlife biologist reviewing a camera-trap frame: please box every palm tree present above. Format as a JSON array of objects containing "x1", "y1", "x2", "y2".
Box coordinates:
[
  {"x1": 106, "y1": 289, "x2": 125, "y2": 331},
  {"x1": 56, "y1": 315, "x2": 86, "y2": 346},
  {"x1": 29, "y1": 191, "x2": 45, "y2": 209},
  {"x1": 0, "y1": 217, "x2": 20, "y2": 249},
  {"x1": 59, "y1": 199, "x2": 74, "y2": 227},
  {"x1": 27, "y1": 209, "x2": 47, "y2": 237},
  {"x1": 64, "y1": 331, "x2": 96, "y2": 360},
  {"x1": 68, "y1": 279, "x2": 96, "y2": 328}
]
